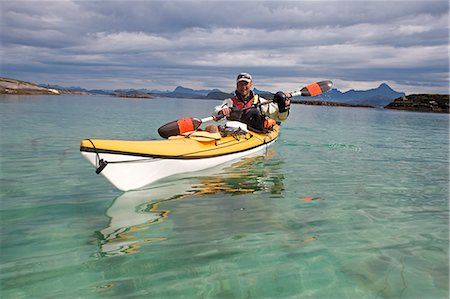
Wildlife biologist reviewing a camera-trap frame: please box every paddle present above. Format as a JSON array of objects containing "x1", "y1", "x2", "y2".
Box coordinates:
[{"x1": 158, "y1": 80, "x2": 333, "y2": 138}]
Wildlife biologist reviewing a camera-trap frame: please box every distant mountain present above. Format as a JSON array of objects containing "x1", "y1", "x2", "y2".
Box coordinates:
[
  {"x1": 89, "y1": 89, "x2": 113, "y2": 95},
  {"x1": 112, "y1": 89, "x2": 157, "y2": 99},
  {"x1": 39, "y1": 84, "x2": 90, "y2": 93},
  {"x1": 158, "y1": 86, "x2": 222, "y2": 98},
  {"x1": 174, "y1": 86, "x2": 215, "y2": 96},
  {"x1": 253, "y1": 88, "x2": 273, "y2": 95},
  {"x1": 309, "y1": 83, "x2": 405, "y2": 107},
  {"x1": 206, "y1": 90, "x2": 233, "y2": 100}
]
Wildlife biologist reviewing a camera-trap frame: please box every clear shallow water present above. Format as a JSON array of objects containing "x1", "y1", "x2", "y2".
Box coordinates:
[{"x1": 0, "y1": 95, "x2": 448, "y2": 298}]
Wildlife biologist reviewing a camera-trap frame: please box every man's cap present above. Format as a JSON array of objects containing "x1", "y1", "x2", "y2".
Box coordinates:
[{"x1": 236, "y1": 73, "x2": 252, "y2": 83}]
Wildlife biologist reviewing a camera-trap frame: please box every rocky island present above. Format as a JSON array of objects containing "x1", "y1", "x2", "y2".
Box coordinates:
[{"x1": 385, "y1": 94, "x2": 449, "y2": 113}]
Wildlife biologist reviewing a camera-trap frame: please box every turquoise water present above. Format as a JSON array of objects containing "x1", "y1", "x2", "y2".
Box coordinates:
[{"x1": 0, "y1": 95, "x2": 448, "y2": 298}]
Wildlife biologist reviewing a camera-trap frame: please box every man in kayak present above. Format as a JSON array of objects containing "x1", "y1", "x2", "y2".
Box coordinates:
[{"x1": 213, "y1": 72, "x2": 291, "y2": 132}]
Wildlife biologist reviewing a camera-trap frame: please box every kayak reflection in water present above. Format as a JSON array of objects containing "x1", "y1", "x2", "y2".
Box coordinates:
[
  {"x1": 213, "y1": 72, "x2": 292, "y2": 132},
  {"x1": 96, "y1": 151, "x2": 284, "y2": 257}
]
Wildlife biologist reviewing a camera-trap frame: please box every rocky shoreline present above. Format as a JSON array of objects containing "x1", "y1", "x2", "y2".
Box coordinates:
[
  {"x1": 0, "y1": 77, "x2": 91, "y2": 95},
  {"x1": 0, "y1": 77, "x2": 61, "y2": 95}
]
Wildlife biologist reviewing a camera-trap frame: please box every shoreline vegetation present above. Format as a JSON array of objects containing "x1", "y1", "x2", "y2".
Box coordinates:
[{"x1": 1, "y1": 77, "x2": 448, "y2": 113}]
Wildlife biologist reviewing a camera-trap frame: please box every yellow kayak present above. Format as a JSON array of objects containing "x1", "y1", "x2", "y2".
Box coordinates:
[{"x1": 80, "y1": 122, "x2": 279, "y2": 191}]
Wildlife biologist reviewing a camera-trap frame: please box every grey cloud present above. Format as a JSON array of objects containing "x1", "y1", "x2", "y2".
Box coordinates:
[{"x1": 1, "y1": 0, "x2": 448, "y2": 93}]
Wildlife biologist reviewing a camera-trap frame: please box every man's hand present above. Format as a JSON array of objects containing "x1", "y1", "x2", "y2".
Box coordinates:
[
  {"x1": 284, "y1": 92, "x2": 291, "y2": 107},
  {"x1": 273, "y1": 91, "x2": 290, "y2": 113},
  {"x1": 221, "y1": 106, "x2": 231, "y2": 117}
]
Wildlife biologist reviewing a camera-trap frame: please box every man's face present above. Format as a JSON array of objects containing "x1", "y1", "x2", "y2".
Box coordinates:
[{"x1": 236, "y1": 80, "x2": 252, "y2": 98}]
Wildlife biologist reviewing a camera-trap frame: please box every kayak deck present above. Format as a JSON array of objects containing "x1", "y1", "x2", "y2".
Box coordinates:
[{"x1": 80, "y1": 125, "x2": 279, "y2": 159}]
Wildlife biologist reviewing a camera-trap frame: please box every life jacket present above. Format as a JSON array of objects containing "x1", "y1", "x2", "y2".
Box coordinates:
[
  {"x1": 230, "y1": 94, "x2": 259, "y2": 108},
  {"x1": 230, "y1": 94, "x2": 275, "y2": 131}
]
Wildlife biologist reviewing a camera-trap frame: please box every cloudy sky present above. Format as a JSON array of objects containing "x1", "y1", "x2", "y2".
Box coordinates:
[{"x1": 1, "y1": 0, "x2": 449, "y2": 94}]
